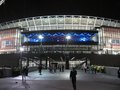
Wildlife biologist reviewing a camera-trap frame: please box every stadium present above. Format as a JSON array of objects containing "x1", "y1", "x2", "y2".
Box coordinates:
[{"x1": 0, "y1": 15, "x2": 120, "y2": 68}]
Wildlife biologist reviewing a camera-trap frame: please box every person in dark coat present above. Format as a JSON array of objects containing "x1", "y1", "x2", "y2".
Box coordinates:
[
  {"x1": 70, "y1": 67, "x2": 77, "y2": 90},
  {"x1": 118, "y1": 67, "x2": 120, "y2": 78},
  {"x1": 62, "y1": 65, "x2": 64, "y2": 72},
  {"x1": 22, "y1": 66, "x2": 28, "y2": 76},
  {"x1": 38, "y1": 64, "x2": 42, "y2": 75}
]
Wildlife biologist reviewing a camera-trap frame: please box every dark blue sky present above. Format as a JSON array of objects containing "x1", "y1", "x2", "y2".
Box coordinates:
[{"x1": 0, "y1": 0, "x2": 120, "y2": 23}]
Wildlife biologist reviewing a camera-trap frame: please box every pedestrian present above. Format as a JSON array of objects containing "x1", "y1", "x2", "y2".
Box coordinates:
[
  {"x1": 22, "y1": 66, "x2": 28, "y2": 82},
  {"x1": 22, "y1": 66, "x2": 28, "y2": 76},
  {"x1": 25, "y1": 66, "x2": 28, "y2": 76},
  {"x1": 54, "y1": 65, "x2": 56, "y2": 73},
  {"x1": 118, "y1": 67, "x2": 120, "y2": 78},
  {"x1": 70, "y1": 67, "x2": 77, "y2": 90},
  {"x1": 84, "y1": 65, "x2": 87, "y2": 73},
  {"x1": 38, "y1": 64, "x2": 42, "y2": 75},
  {"x1": 49, "y1": 65, "x2": 52, "y2": 73},
  {"x1": 62, "y1": 65, "x2": 64, "y2": 72}
]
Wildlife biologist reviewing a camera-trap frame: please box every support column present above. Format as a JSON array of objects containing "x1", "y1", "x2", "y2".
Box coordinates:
[
  {"x1": 65, "y1": 59, "x2": 69, "y2": 69},
  {"x1": 65, "y1": 54, "x2": 69, "y2": 69}
]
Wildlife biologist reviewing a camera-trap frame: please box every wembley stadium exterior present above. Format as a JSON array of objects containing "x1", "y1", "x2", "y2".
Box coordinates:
[{"x1": 0, "y1": 15, "x2": 120, "y2": 55}]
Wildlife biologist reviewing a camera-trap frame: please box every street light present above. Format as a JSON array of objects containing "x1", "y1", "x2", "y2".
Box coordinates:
[
  {"x1": 38, "y1": 35, "x2": 44, "y2": 41},
  {"x1": 20, "y1": 47, "x2": 24, "y2": 52},
  {"x1": 20, "y1": 47, "x2": 24, "y2": 82},
  {"x1": 65, "y1": 35, "x2": 71, "y2": 69},
  {"x1": 65, "y1": 35, "x2": 71, "y2": 51},
  {"x1": 38, "y1": 34, "x2": 44, "y2": 50},
  {"x1": 20, "y1": 47, "x2": 24, "y2": 68},
  {"x1": 38, "y1": 35, "x2": 44, "y2": 65},
  {"x1": 66, "y1": 35, "x2": 71, "y2": 40}
]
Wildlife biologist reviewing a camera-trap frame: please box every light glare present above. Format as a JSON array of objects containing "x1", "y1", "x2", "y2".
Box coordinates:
[
  {"x1": 38, "y1": 35, "x2": 44, "y2": 39},
  {"x1": 66, "y1": 35, "x2": 71, "y2": 40}
]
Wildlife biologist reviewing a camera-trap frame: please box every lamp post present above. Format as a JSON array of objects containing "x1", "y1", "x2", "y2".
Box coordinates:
[
  {"x1": 20, "y1": 47, "x2": 24, "y2": 69},
  {"x1": 38, "y1": 35, "x2": 44, "y2": 45},
  {"x1": 65, "y1": 35, "x2": 71, "y2": 52},
  {"x1": 38, "y1": 35, "x2": 44, "y2": 65},
  {"x1": 20, "y1": 47, "x2": 24, "y2": 82},
  {"x1": 65, "y1": 35, "x2": 71, "y2": 69}
]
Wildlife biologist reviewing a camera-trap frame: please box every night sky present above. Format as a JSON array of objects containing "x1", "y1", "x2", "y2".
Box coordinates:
[{"x1": 0, "y1": 0, "x2": 120, "y2": 23}]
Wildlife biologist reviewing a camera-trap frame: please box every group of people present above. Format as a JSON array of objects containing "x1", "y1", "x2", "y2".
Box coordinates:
[
  {"x1": 22, "y1": 64, "x2": 120, "y2": 90},
  {"x1": 82, "y1": 64, "x2": 105, "y2": 74},
  {"x1": 49, "y1": 64, "x2": 57, "y2": 73},
  {"x1": 37, "y1": 63, "x2": 77, "y2": 90},
  {"x1": 49, "y1": 64, "x2": 65, "y2": 73},
  {"x1": 58, "y1": 65, "x2": 65, "y2": 72}
]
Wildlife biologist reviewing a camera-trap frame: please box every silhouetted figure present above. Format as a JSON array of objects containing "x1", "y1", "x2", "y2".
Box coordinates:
[
  {"x1": 54, "y1": 66, "x2": 56, "y2": 73},
  {"x1": 22, "y1": 66, "x2": 28, "y2": 76},
  {"x1": 91, "y1": 65, "x2": 94, "y2": 74},
  {"x1": 94, "y1": 66, "x2": 97, "y2": 74},
  {"x1": 62, "y1": 65, "x2": 64, "y2": 72},
  {"x1": 49, "y1": 66, "x2": 52, "y2": 73},
  {"x1": 84, "y1": 66, "x2": 87, "y2": 73},
  {"x1": 38, "y1": 64, "x2": 42, "y2": 75},
  {"x1": 70, "y1": 67, "x2": 77, "y2": 90},
  {"x1": 22, "y1": 66, "x2": 28, "y2": 82},
  {"x1": 118, "y1": 67, "x2": 120, "y2": 78}
]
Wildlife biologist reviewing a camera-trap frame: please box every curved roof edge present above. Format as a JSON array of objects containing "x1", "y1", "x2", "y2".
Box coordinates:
[{"x1": 0, "y1": 15, "x2": 120, "y2": 30}]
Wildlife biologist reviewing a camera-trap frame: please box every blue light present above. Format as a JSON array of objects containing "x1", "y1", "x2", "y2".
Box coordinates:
[{"x1": 22, "y1": 31, "x2": 98, "y2": 45}]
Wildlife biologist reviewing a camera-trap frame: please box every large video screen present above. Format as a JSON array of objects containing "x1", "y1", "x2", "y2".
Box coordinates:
[{"x1": 21, "y1": 30, "x2": 98, "y2": 45}]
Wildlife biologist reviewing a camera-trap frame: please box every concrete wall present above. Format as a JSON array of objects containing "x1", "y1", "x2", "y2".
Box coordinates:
[
  {"x1": 89, "y1": 54, "x2": 120, "y2": 67},
  {"x1": 105, "y1": 66, "x2": 119, "y2": 76},
  {"x1": 0, "y1": 54, "x2": 20, "y2": 67}
]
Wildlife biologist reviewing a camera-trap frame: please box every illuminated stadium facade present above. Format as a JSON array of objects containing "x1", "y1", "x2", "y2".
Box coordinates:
[{"x1": 0, "y1": 15, "x2": 120, "y2": 55}]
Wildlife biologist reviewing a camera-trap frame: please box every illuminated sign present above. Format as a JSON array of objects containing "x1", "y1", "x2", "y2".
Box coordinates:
[{"x1": 21, "y1": 30, "x2": 98, "y2": 45}]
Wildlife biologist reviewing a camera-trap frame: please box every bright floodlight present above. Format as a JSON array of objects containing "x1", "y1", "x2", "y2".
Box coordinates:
[
  {"x1": 0, "y1": 0, "x2": 5, "y2": 6},
  {"x1": 38, "y1": 35, "x2": 44, "y2": 39},
  {"x1": 20, "y1": 47, "x2": 24, "y2": 52},
  {"x1": 66, "y1": 35, "x2": 71, "y2": 40}
]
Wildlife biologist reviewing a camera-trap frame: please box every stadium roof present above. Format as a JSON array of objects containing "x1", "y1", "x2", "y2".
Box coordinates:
[{"x1": 0, "y1": 15, "x2": 120, "y2": 31}]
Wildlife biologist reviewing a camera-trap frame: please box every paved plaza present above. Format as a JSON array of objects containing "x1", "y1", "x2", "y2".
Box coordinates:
[{"x1": 0, "y1": 70, "x2": 120, "y2": 90}]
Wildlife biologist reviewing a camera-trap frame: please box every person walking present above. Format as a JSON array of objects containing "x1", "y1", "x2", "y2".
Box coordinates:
[
  {"x1": 38, "y1": 64, "x2": 42, "y2": 75},
  {"x1": 70, "y1": 67, "x2": 77, "y2": 90},
  {"x1": 22, "y1": 66, "x2": 28, "y2": 82},
  {"x1": 62, "y1": 65, "x2": 64, "y2": 72}
]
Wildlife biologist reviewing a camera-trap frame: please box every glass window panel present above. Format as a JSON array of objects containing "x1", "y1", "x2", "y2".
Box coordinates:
[
  {"x1": 35, "y1": 19, "x2": 41, "y2": 25},
  {"x1": 21, "y1": 21, "x2": 27, "y2": 27},
  {"x1": 28, "y1": 20, "x2": 34, "y2": 26},
  {"x1": 72, "y1": 18, "x2": 79, "y2": 24},
  {"x1": 50, "y1": 18, "x2": 56, "y2": 24},
  {"x1": 81, "y1": 18, "x2": 87, "y2": 25},
  {"x1": 57, "y1": 18, "x2": 64, "y2": 24},
  {"x1": 65, "y1": 18, "x2": 72, "y2": 24},
  {"x1": 42, "y1": 18, "x2": 49, "y2": 25}
]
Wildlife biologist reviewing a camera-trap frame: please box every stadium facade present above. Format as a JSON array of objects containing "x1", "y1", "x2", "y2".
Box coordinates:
[{"x1": 0, "y1": 15, "x2": 120, "y2": 55}]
